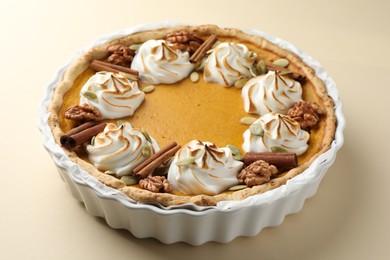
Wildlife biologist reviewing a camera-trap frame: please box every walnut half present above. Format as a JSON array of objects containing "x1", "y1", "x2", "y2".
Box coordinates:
[
  {"x1": 288, "y1": 101, "x2": 325, "y2": 131},
  {"x1": 139, "y1": 176, "x2": 173, "y2": 193},
  {"x1": 165, "y1": 31, "x2": 204, "y2": 55},
  {"x1": 237, "y1": 160, "x2": 278, "y2": 187},
  {"x1": 65, "y1": 104, "x2": 102, "y2": 123}
]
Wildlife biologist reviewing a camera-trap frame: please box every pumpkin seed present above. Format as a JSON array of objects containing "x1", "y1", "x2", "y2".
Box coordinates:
[
  {"x1": 117, "y1": 120, "x2": 127, "y2": 127},
  {"x1": 206, "y1": 48, "x2": 214, "y2": 55},
  {"x1": 211, "y1": 40, "x2": 221, "y2": 49},
  {"x1": 250, "y1": 123, "x2": 264, "y2": 136},
  {"x1": 119, "y1": 72, "x2": 138, "y2": 81},
  {"x1": 129, "y1": 43, "x2": 142, "y2": 51},
  {"x1": 227, "y1": 144, "x2": 241, "y2": 156},
  {"x1": 240, "y1": 116, "x2": 257, "y2": 125},
  {"x1": 195, "y1": 58, "x2": 206, "y2": 71},
  {"x1": 141, "y1": 144, "x2": 152, "y2": 157},
  {"x1": 190, "y1": 71, "x2": 199, "y2": 83},
  {"x1": 228, "y1": 185, "x2": 248, "y2": 191},
  {"x1": 90, "y1": 136, "x2": 96, "y2": 145},
  {"x1": 82, "y1": 91, "x2": 98, "y2": 102},
  {"x1": 250, "y1": 64, "x2": 259, "y2": 77},
  {"x1": 176, "y1": 156, "x2": 196, "y2": 166},
  {"x1": 273, "y1": 58, "x2": 289, "y2": 67},
  {"x1": 141, "y1": 130, "x2": 152, "y2": 143},
  {"x1": 271, "y1": 146, "x2": 288, "y2": 153},
  {"x1": 104, "y1": 170, "x2": 116, "y2": 175},
  {"x1": 233, "y1": 154, "x2": 244, "y2": 161},
  {"x1": 142, "y1": 85, "x2": 155, "y2": 93},
  {"x1": 120, "y1": 175, "x2": 138, "y2": 185},
  {"x1": 245, "y1": 51, "x2": 256, "y2": 59},
  {"x1": 256, "y1": 60, "x2": 267, "y2": 75},
  {"x1": 234, "y1": 77, "x2": 249, "y2": 89},
  {"x1": 279, "y1": 69, "x2": 292, "y2": 76}
]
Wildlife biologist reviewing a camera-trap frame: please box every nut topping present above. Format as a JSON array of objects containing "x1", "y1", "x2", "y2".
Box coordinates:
[
  {"x1": 65, "y1": 104, "x2": 102, "y2": 122},
  {"x1": 237, "y1": 160, "x2": 278, "y2": 187},
  {"x1": 107, "y1": 44, "x2": 135, "y2": 67},
  {"x1": 288, "y1": 101, "x2": 325, "y2": 130},
  {"x1": 165, "y1": 31, "x2": 204, "y2": 55},
  {"x1": 139, "y1": 176, "x2": 173, "y2": 193}
]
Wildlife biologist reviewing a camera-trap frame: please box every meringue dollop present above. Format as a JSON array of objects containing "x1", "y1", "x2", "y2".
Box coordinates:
[
  {"x1": 167, "y1": 140, "x2": 243, "y2": 195},
  {"x1": 130, "y1": 39, "x2": 194, "y2": 84},
  {"x1": 242, "y1": 113, "x2": 309, "y2": 155},
  {"x1": 203, "y1": 42, "x2": 256, "y2": 86},
  {"x1": 86, "y1": 122, "x2": 159, "y2": 176},
  {"x1": 79, "y1": 72, "x2": 145, "y2": 119},
  {"x1": 242, "y1": 70, "x2": 302, "y2": 116}
]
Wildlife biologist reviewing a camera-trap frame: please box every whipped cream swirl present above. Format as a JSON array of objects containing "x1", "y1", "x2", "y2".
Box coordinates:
[
  {"x1": 79, "y1": 72, "x2": 145, "y2": 119},
  {"x1": 167, "y1": 140, "x2": 243, "y2": 195},
  {"x1": 242, "y1": 71, "x2": 302, "y2": 116},
  {"x1": 87, "y1": 122, "x2": 159, "y2": 177},
  {"x1": 203, "y1": 42, "x2": 256, "y2": 86},
  {"x1": 130, "y1": 39, "x2": 194, "y2": 84},
  {"x1": 242, "y1": 113, "x2": 309, "y2": 155}
]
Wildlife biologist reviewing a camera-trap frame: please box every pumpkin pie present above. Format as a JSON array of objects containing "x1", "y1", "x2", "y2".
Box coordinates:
[{"x1": 48, "y1": 25, "x2": 336, "y2": 207}]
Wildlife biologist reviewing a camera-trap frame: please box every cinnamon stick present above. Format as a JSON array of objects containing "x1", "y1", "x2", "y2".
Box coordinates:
[
  {"x1": 61, "y1": 122, "x2": 106, "y2": 150},
  {"x1": 60, "y1": 121, "x2": 98, "y2": 147},
  {"x1": 244, "y1": 152, "x2": 298, "y2": 170},
  {"x1": 133, "y1": 142, "x2": 181, "y2": 178},
  {"x1": 90, "y1": 60, "x2": 139, "y2": 80},
  {"x1": 190, "y1": 34, "x2": 218, "y2": 63},
  {"x1": 91, "y1": 60, "x2": 139, "y2": 76}
]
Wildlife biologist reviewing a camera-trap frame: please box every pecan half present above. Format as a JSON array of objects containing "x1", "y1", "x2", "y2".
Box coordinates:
[
  {"x1": 139, "y1": 176, "x2": 173, "y2": 193},
  {"x1": 288, "y1": 101, "x2": 325, "y2": 130},
  {"x1": 107, "y1": 44, "x2": 135, "y2": 67},
  {"x1": 65, "y1": 104, "x2": 102, "y2": 122},
  {"x1": 237, "y1": 160, "x2": 278, "y2": 187},
  {"x1": 165, "y1": 31, "x2": 204, "y2": 55}
]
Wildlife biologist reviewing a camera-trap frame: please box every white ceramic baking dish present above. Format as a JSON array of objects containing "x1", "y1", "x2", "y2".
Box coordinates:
[{"x1": 39, "y1": 21, "x2": 345, "y2": 246}]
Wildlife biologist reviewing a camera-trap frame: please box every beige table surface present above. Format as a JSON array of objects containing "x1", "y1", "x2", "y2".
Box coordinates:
[{"x1": 1, "y1": 0, "x2": 389, "y2": 259}]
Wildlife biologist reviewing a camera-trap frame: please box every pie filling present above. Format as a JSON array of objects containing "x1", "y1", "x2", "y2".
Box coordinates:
[{"x1": 50, "y1": 26, "x2": 336, "y2": 206}]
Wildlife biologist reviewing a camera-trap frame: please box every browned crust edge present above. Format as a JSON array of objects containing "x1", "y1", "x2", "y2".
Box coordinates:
[{"x1": 47, "y1": 24, "x2": 336, "y2": 207}]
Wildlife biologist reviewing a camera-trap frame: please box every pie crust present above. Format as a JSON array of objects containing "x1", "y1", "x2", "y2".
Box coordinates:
[{"x1": 48, "y1": 25, "x2": 336, "y2": 206}]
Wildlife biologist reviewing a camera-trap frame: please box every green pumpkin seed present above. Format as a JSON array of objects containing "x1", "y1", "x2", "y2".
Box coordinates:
[
  {"x1": 117, "y1": 120, "x2": 127, "y2": 127},
  {"x1": 176, "y1": 156, "x2": 196, "y2": 166},
  {"x1": 234, "y1": 77, "x2": 249, "y2": 89},
  {"x1": 142, "y1": 85, "x2": 155, "y2": 93},
  {"x1": 211, "y1": 41, "x2": 221, "y2": 49},
  {"x1": 250, "y1": 64, "x2": 259, "y2": 77},
  {"x1": 228, "y1": 185, "x2": 248, "y2": 191},
  {"x1": 141, "y1": 130, "x2": 152, "y2": 143},
  {"x1": 120, "y1": 175, "x2": 139, "y2": 185},
  {"x1": 104, "y1": 170, "x2": 116, "y2": 175},
  {"x1": 245, "y1": 51, "x2": 256, "y2": 59},
  {"x1": 233, "y1": 154, "x2": 244, "y2": 161},
  {"x1": 250, "y1": 123, "x2": 264, "y2": 136},
  {"x1": 119, "y1": 72, "x2": 138, "y2": 81},
  {"x1": 279, "y1": 69, "x2": 293, "y2": 76},
  {"x1": 227, "y1": 144, "x2": 241, "y2": 156},
  {"x1": 271, "y1": 146, "x2": 288, "y2": 153},
  {"x1": 256, "y1": 60, "x2": 267, "y2": 75},
  {"x1": 129, "y1": 43, "x2": 142, "y2": 51},
  {"x1": 240, "y1": 116, "x2": 257, "y2": 125},
  {"x1": 195, "y1": 58, "x2": 206, "y2": 71},
  {"x1": 82, "y1": 91, "x2": 98, "y2": 102},
  {"x1": 141, "y1": 144, "x2": 152, "y2": 157},
  {"x1": 273, "y1": 58, "x2": 289, "y2": 68},
  {"x1": 190, "y1": 71, "x2": 199, "y2": 83},
  {"x1": 90, "y1": 136, "x2": 96, "y2": 145}
]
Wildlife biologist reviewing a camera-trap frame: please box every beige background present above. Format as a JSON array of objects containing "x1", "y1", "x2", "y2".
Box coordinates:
[{"x1": 1, "y1": 0, "x2": 389, "y2": 259}]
